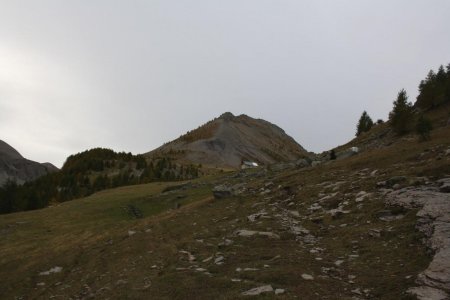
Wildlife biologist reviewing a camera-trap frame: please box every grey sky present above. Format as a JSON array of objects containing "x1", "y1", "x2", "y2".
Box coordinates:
[{"x1": 1, "y1": 1, "x2": 449, "y2": 167}]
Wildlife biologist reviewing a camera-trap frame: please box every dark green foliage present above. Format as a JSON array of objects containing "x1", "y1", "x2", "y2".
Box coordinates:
[
  {"x1": 416, "y1": 64, "x2": 450, "y2": 109},
  {"x1": 329, "y1": 149, "x2": 336, "y2": 160},
  {"x1": 0, "y1": 148, "x2": 200, "y2": 214},
  {"x1": 356, "y1": 111, "x2": 374, "y2": 136},
  {"x1": 416, "y1": 114, "x2": 433, "y2": 141},
  {"x1": 0, "y1": 179, "x2": 18, "y2": 213},
  {"x1": 389, "y1": 89, "x2": 415, "y2": 135}
]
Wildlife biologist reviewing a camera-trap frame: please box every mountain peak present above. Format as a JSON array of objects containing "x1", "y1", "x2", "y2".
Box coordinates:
[
  {"x1": 0, "y1": 140, "x2": 24, "y2": 160},
  {"x1": 147, "y1": 113, "x2": 308, "y2": 168},
  {"x1": 219, "y1": 112, "x2": 235, "y2": 120},
  {"x1": 0, "y1": 140, "x2": 59, "y2": 186}
]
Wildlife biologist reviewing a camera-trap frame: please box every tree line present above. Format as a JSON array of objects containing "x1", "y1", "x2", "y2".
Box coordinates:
[
  {"x1": 356, "y1": 63, "x2": 450, "y2": 139},
  {"x1": 0, "y1": 148, "x2": 200, "y2": 214}
]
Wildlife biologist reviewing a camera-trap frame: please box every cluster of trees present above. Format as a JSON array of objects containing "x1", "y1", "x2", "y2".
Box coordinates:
[
  {"x1": 0, "y1": 148, "x2": 200, "y2": 214},
  {"x1": 416, "y1": 64, "x2": 450, "y2": 109},
  {"x1": 356, "y1": 63, "x2": 449, "y2": 140}
]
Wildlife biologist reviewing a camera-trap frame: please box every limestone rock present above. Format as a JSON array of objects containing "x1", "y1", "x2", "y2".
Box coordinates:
[
  {"x1": 407, "y1": 286, "x2": 449, "y2": 300},
  {"x1": 39, "y1": 266, "x2": 63, "y2": 276},
  {"x1": 212, "y1": 185, "x2": 233, "y2": 199},
  {"x1": 386, "y1": 187, "x2": 450, "y2": 295},
  {"x1": 437, "y1": 178, "x2": 450, "y2": 193},
  {"x1": 242, "y1": 285, "x2": 274, "y2": 296},
  {"x1": 301, "y1": 274, "x2": 314, "y2": 280},
  {"x1": 235, "y1": 229, "x2": 280, "y2": 239}
]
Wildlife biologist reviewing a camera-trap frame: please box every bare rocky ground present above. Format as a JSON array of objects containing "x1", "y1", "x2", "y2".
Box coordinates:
[{"x1": 1, "y1": 127, "x2": 449, "y2": 299}]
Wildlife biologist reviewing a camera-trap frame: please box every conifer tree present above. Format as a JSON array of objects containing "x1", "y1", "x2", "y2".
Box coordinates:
[
  {"x1": 389, "y1": 89, "x2": 414, "y2": 135},
  {"x1": 356, "y1": 111, "x2": 374, "y2": 136}
]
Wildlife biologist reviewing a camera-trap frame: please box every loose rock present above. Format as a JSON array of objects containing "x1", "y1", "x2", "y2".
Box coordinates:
[
  {"x1": 301, "y1": 274, "x2": 314, "y2": 280},
  {"x1": 242, "y1": 285, "x2": 274, "y2": 296}
]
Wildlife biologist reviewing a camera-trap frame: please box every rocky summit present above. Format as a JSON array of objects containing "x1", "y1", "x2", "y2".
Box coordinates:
[
  {"x1": 146, "y1": 112, "x2": 309, "y2": 169},
  {"x1": 0, "y1": 140, "x2": 58, "y2": 186}
]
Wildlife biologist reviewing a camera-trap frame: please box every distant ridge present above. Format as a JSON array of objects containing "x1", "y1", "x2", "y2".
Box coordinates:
[
  {"x1": 0, "y1": 140, "x2": 59, "y2": 186},
  {"x1": 146, "y1": 112, "x2": 309, "y2": 168}
]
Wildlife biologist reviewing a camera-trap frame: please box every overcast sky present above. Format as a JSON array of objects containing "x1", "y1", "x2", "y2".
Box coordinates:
[{"x1": 1, "y1": 1, "x2": 449, "y2": 167}]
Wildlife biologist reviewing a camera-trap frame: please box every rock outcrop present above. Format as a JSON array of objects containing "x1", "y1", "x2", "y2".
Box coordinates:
[
  {"x1": 385, "y1": 184, "x2": 450, "y2": 299},
  {"x1": 0, "y1": 140, "x2": 58, "y2": 186}
]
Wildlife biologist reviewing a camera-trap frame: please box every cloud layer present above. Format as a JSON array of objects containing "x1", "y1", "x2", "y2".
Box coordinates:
[{"x1": 1, "y1": 1, "x2": 449, "y2": 167}]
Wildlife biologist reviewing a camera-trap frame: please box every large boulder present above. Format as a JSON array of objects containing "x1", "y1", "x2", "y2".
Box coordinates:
[
  {"x1": 336, "y1": 147, "x2": 359, "y2": 160},
  {"x1": 212, "y1": 185, "x2": 233, "y2": 199}
]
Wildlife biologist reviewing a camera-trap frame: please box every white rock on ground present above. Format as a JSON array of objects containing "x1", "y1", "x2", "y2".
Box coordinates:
[
  {"x1": 39, "y1": 266, "x2": 63, "y2": 276},
  {"x1": 407, "y1": 286, "x2": 449, "y2": 300},
  {"x1": 179, "y1": 250, "x2": 196, "y2": 262},
  {"x1": 301, "y1": 274, "x2": 314, "y2": 280},
  {"x1": 242, "y1": 285, "x2": 274, "y2": 296},
  {"x1": 235, "y1": 229, "x2": 280, "y2": 239}
]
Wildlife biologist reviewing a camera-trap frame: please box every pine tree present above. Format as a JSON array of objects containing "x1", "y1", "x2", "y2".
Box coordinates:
[
  {"x1": 389, "y1": 89, "x2": 415, "y2": 135},
  {"x1": 356, "y1": 111, "x2": 374, "y2": 136}
]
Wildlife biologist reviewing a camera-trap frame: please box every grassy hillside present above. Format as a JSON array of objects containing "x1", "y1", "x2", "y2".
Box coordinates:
[{"x1": 1, "y1": 123, "x2": 449, "y2": 299}]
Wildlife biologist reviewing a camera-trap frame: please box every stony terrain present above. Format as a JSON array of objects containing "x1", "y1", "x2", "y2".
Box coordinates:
[
  {"x1": 147, "y1": 112, "x2": 309, "y2": 169},
  {"x1": 0, "y1": 140, "x2": 59, "y2": 185},
  {"x1": 1, "y1": 122, "x2": 449, "y2": 299}
]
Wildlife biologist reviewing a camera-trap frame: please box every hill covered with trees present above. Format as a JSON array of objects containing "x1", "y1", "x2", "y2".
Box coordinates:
[{"x1": 0, "y1": 148, "x2": 200, "y2": 214}]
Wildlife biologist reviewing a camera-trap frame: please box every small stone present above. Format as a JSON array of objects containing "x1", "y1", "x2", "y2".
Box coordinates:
[
  {"x1": 39, "y1": 266, "x2": 63, "y2": 276},
  {"x1": 301, "y1": 274, "x2": 314, "y2": 280},
  {"x1": 196, "y1": 268, "x2": 207, "y2": 272},
  {"x1": 352, "y1": 288, "x2": 362, "y2": 295},
  {"x1": 275, "y1": 288, "x2": 285, "y2": 295},
  {"x1": 202, "y1": 256, "x2": 213, "y2": 263},
  {"x1": 128, "y1": 230, "x2": 136, "y2": 236},
  {"x1": 334, "y1": 260, "x2": 345, "y2": 266},
  {"x1": 214, "y1": 256, "x2": 224, "y2": 264},
  {"x1": 179, "y1": 250, "x2": 196, "y2": 262}
]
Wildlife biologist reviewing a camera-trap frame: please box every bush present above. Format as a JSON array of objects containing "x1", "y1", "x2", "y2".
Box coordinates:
[{"x1": 416, "y1": 114, "x2": 433, "y2": 141}]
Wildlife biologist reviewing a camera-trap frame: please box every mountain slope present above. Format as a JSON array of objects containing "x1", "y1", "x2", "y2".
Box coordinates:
[
  {"x1": 147, "y1": 112, "x2": 309, "y2": 168},
  {"x1": 1, "y1": 123, "x2": 449, "y2": 299},
  {"x1": 0, "y1": 140, "x2": 58, "y2": 186}
]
